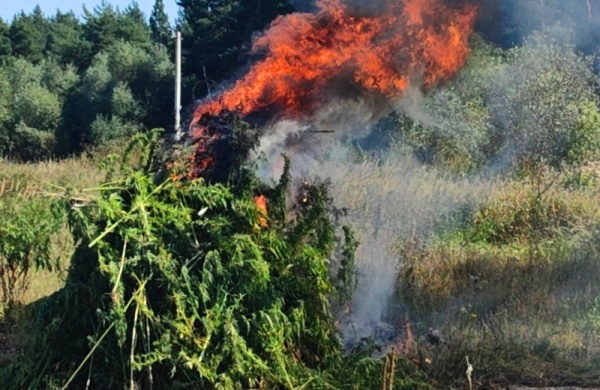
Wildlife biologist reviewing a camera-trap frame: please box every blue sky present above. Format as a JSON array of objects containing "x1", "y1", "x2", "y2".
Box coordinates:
[{"x1": 0, "y1": 0, "x2": 180, "y2": 23}]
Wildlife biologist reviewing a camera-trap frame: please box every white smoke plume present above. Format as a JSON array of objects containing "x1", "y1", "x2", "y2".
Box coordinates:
[{"x1": 249, "y1": 94, "x2": 492, "y2": 346}]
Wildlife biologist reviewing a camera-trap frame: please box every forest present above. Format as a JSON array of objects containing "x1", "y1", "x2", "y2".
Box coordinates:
[{"x1": 1, "y1": 0, "x2": 600, "y2": 388}]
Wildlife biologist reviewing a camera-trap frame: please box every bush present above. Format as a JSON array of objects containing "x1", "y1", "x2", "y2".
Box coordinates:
[
  {"x1": 89, "y1": 114, "x2": 139, "y2": 146},
  {"x1": 387, "y1": 34, "x2": 600, "y2": 172},
  {"x1": 0, "y1": 194, "x2": 63, "y2": 313}
]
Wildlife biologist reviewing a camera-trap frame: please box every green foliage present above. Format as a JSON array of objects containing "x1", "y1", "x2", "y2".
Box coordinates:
[
  {"x1": 0, "y1": 67, "x2": 11, "y2": 151},
  {"x1": 121, "y1": 2, "x2": 152, "y2": 46},
  {"x1": 335, "y1": 227, "x2": 359, "y2": 307},
  {"x1": 490, "y1": 35, "x2": 599, "y2": 167},
  {"x1": 0, "y1": 58, "x2": 78, "y2": 159},
  {"x1": 89, "y1": 115, "x2": 138, "y2": 145},
  {"x1": 0, "y1": 19, "x2": 11, "y2": 61},
  {"x1": 46, "y1": 11, "x2": 91, "y2": 68},
  {"x1": 9, "y1": 7, "x2": 49, "y2": 64},
  {"x1": 0, "y1": 133, "x2": 404, "y2": 389},
  {"x1": 14, "y1": 84, "x2": 61, "y2": 130},
  {"x1": 387, "y1": 34, "x2": 600, "y2": 172},
  {"x1": 569, "y1": 100, "x2": 600, "y2": 164},
  {"x1": 465, "y1": 184, "x2": 571, "y2": 245},
  {"x1": 83, "y1": 1, "x2": 150, "y2": 56},
  {"x1": 385, "y1": 37, "x2": 501, "y2": 171},
  {"x1": 0, "y1": 0, "x2": 286, "y2": 159},
  {"x1": 57, "y1": 40, "x2": 173, "y2": 152},
  {"x1": 111, "y1": 81, "x2": 142, "y2": 121},
  {"x1": 0, "y1": 194, "x2": 64, "y2": 312},
  {"x1": 13, "y1": 122, "x2": 57, "y2": 160},
  {"x1": 149, "y1": 0, "x2": 171, "y2": 48}
]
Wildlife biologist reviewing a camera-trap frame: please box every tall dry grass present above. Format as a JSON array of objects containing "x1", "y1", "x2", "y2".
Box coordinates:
[
  {"x1": 0, "y1": 155, "x2": 105, "y2": 193},
  {"x1": 0, "y1": 156, "x2": 106, "y2": 306},
  {"x1": 321, "y1": 150, "x2": 496, "y2": 339},
  {"x1": 395, "y1": 169, "x2": 600, "y2": 387}
]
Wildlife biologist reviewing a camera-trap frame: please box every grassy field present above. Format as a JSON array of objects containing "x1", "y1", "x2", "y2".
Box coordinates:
[
  {"x1": 2, "y1": 150, "x2": 600, "y2": 388},
  {"x1": 393, "y1": 165, "x2": 600, "y2": 388},
  {"x1": 0, "y1": 156, "x2": 106, "y2": 367},
  {"x1": 2, "y1": 157, "x2": 107, "y2": 295}
]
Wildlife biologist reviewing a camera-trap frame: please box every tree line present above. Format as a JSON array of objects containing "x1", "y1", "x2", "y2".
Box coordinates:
[
  {"x1": 1, "y1": 0, "x2": 600, "y2": 161},
  {"x1": 0, "y1": 0, "x2": 291, "y2": 160}
]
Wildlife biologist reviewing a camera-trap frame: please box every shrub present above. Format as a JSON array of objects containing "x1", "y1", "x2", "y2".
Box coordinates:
[
  {"x1": 0, "y1": 194, "x2": 63, "y2": 313},
  {"x1": 387, "y1": 34, "x2": 600, "y2": 172}
]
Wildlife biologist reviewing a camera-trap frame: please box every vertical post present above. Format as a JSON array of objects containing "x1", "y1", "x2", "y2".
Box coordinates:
[{"x1": 174, "y1": 30, "x2": 182, "y2": 141}]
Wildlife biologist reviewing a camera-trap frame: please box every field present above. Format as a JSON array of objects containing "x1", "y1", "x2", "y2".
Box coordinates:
[
  {"x1": 0, "y1": 156, "x2": 106, "y2": 366},
  {"x1": 1, "y1": 146, "x2": 600, "y2": 388}
]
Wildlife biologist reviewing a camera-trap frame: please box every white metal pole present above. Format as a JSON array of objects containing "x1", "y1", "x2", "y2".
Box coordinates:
[{"x1": 174, "y1": 31, "x2": 182, "y2": 141}]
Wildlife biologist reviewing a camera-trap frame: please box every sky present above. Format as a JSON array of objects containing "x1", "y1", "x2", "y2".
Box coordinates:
[{"x1": 0, "y1": 0, "x2": 180, "y2": 23}]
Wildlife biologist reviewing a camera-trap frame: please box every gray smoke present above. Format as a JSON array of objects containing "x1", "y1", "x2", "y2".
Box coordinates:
[
  {"x1": 244, "y1": 0, "x2": 600, "y2": 347},
  {"x1": 249, "y1": 93, "x2": 492, "y2": 345}
]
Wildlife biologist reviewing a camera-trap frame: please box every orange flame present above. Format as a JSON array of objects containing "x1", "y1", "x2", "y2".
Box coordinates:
[
  {"x1": 191, "y1": 0, "x2": 477, "y2": 137},
  {"x1": 254, "y1": 195, "x2": 268, "y2": 228}
]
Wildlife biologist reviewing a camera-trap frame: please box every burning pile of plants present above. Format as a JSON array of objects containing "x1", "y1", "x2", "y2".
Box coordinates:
[
  {"x1": 0, "y1": 128, "x2": 429, "y2": 388},
  {"x1": 0, "y1": 0, "x2": 497, "y2": 387}
]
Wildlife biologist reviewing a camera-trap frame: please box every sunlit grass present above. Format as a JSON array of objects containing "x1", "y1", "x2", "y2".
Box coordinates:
[
  {"x1": 0, "y1": 156, "x2": 105, "y2": 308},
  {"x1": 0, "y1": 155, "x2": 105, "y2": 191},
  {"x1": 394, "y1": 168, "x2": 600, "y2": 387}
]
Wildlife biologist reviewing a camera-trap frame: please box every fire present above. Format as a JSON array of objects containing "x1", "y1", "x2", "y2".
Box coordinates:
[
  {"x1": 254, "y1": 195, "x2": 268, "y2": 228},
  {"x1": 190, "y1": 0, "x2": 477, "y2": 137}
]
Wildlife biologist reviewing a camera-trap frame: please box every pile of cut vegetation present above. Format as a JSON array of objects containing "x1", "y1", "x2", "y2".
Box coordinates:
[{"x1": 0, "y1": 131, "x2": 427, "y2": 389}]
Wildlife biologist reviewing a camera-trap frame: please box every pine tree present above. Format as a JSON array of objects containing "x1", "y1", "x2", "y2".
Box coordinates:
[
  {"x1": 150, "y1": 0, "x2": 171, "y2": 47},
  {"x1": 83, "y1": 2, "x2": 151, "y2": 55},
  {"x1": 0, "y1": 19, "x2": 11, "y2": 60},
  {"x1": 82, "y1": 2, "x2": 121, "y2": 53},
  {"x1": 121, "y1": 2, "x2": 151, "y2": 47},
  {"x1": 47, "y1": 11, "x2": 91, "y2": 67},
  {"x1": 9, "y1": 7, "x2": 49, "y2": 63}
]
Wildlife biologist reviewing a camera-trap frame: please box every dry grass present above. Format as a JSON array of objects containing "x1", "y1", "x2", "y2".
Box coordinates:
[
  {"x1": 0, "y1": 156, "x2": 106, "y2": 306},
  {"x1": 394, "y1": 170, "x2": 600, "y2": 388},
  {"x1": 0, "y1": 155, "x2": 105, "y2": 192}
]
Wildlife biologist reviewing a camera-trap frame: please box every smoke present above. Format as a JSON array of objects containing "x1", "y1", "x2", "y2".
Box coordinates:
[
  {"x1": 248, "y1": 89, "x2": 493, "y2": 347},
  {"x1": 183, "y1": 0, "x2": 482, "y2": 345},
  {"x1": 476, "y1": 0, "x2": 600, "y2": 51},
  {"x1": 189, "y1": 0, "x2": 600, "y2": 345},
  {"x1": 245, "y1": 1, "x2": 600, "y2": 343},
  {"x1": 329, "y1": 154, "x2": 490, "y2": 341},
  {"x1": 289, "y1": 0, "x2": 396, "y2": 16}
]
